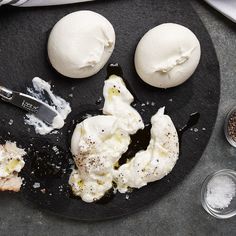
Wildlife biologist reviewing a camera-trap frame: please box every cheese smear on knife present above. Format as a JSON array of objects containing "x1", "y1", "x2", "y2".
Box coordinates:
[{"x1": 25, "y1": 77, "x2": 71, "y2": 135}]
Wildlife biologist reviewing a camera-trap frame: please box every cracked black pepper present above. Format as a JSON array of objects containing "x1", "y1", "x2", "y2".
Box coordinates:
[{"x1": 228, "y1": 112, "x2": 236, "y2": 142}]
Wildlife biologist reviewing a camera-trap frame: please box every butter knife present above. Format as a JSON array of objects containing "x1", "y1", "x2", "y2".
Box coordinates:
[{"x1": 0, "y1": 86, "x2": 59, "y2": 126}]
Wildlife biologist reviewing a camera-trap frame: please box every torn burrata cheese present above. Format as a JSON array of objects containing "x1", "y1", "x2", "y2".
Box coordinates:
[
  {"x1": 69, "y1": 74, "x2": 179, "y2": 202},
  {"x1": 25, "y1": 77, "x2": 71, "y2": 135},
  {"x1": 70, "y1": 116, "x2": 131, "y2": 202},
  {"x1": 114, "y1": 107, "x2": 179, "y2": 193},
  {"x1": 103, "y1": 75, "x2": 144, "y2": 134},
  {"x1": 0, "y1": 142, "x2": 26, "y2": 192},
  {"x1": 69, "y1": 75, "x2": 144, "y2": 202}
]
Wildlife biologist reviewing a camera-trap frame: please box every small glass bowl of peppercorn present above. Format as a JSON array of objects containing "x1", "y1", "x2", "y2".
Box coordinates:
[{"x1": 225, "y1": 106, "x2": 236, "y2": 147}]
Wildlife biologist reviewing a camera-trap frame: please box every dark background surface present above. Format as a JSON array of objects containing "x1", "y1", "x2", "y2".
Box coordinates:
[
  {"x1": 0, "y1": 0, "x2": 234, "y2": 234},
  {"x1": 0, "y1": 0, "x2": 220, "y2": 220}
]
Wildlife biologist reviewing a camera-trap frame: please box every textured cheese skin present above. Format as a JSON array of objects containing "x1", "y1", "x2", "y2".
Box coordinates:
[
  {"x1": 135, "y1": 23, "x2": 201, "y2": 88},
  {"x1": 48, "y1": 11, "x2": 115, "y2": 78}
]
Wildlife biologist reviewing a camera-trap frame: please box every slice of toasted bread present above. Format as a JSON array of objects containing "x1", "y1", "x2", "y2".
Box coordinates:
[
  {"x1": 0, "y1": 175, "x2": 23, "y2": 192},
  {"x1": 0, "y1": 142, "x2": 26, "y2": 192}
]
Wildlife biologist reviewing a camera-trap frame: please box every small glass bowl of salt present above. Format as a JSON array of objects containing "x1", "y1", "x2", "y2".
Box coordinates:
[{"x1": 201, "y1": 169, "x2": 236, "y2": 219}]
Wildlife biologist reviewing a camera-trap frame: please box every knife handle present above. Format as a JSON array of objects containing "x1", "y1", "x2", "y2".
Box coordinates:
[
  {"x1": 0, "y1": 86, "x2": 13, "y2": 101},
  {"x1": 0, "y1": 0, "x2": 27, "y2": 6}
]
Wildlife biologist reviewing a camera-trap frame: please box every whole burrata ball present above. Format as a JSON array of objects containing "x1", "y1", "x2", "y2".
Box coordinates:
[
  {"x1": 48, "y1": 11, "x2": 115, "y2": 79},
  {"x1": 134, "y1": 23, "x2": 201, "y2": 88}
]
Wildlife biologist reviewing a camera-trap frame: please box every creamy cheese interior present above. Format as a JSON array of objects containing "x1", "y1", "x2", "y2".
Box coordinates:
[
  {"x1": 0, "y1": 142, "x2": 26, "y2": 178},
  {"x1": 103, "y1": 75, "x2": 144, "y2": 134},
  {"x1": 69, "y1": 75, "x2": 144, "y2": 202},
  {"x1": 70, "y1": 115, "x2": 131, "y2": 202},
  {"x1": 69, "y1": 75, "x2": 179, "y2": 202},
  {"x1": 114, "y1": 107, "x2": 179, "y2": 193}
]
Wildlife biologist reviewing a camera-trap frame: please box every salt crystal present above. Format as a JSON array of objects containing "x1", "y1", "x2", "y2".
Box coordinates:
[
  {"x1": 8, "y1": 119, "x2": 13, "y2": 126},
  {"x1": 96, "y1": 97, "x2": 102, "y2": 104},
  {"x1": 33, "y1": 182, "x2": 40, "y2": 189},
  {"x1": 52, "y1": 146, "x2": 59, "y2": 154},
  {"x1": 193, "y1": 128, "x2": 198, "y2": 132},
  {"x1": 206, "y1": 175, "x2": 236, "y2": 209}
]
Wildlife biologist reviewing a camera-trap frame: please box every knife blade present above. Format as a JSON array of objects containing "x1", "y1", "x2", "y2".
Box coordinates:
[{"x1": 0, "y1": 85, "x2": 59, "y2": 126}]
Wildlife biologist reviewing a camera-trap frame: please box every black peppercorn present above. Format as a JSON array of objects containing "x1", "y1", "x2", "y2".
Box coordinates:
[{"x1": 227, "y1": 112, "x2": 236, "y2": 142}]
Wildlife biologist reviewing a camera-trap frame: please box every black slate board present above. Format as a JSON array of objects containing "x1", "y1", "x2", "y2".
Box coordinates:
[{"x1": 0, "y1": 0, "x2": 220, "y2": 220}]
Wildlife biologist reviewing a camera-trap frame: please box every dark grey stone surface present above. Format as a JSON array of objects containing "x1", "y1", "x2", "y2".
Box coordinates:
[{"x1": 0, "y1": 0, "x2": 236, "y2": 235}]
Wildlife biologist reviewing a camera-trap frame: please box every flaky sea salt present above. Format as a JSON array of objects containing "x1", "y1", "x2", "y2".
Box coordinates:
[
  {"x1": 52, "y1": 146, "x2": 59, "y2": 154},
  {"x1": 33, "y1": 182, "x2": 40, "y2": 189},
  {"x1": 8, "y1": 119, "x2": 13, "y2": 126},
  {"x1": 206, "y1": 175, "x2": 236, "y2": 209},
  {"x1": 193, "y1": 128, "x2": 198, "y2": 132}
]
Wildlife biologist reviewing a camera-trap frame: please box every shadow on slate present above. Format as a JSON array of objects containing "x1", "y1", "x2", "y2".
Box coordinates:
[{"x1": 0, "y1": 0, "x2": 220, "y2": 221}]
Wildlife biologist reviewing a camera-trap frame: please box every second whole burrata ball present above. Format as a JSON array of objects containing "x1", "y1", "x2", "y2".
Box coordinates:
[
  {"x1": 135, "y1": 23, "x2": 201, "y2": 88},
  {"x1": 48, "y1": 11, "x2": 115, "y2": 79}
]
